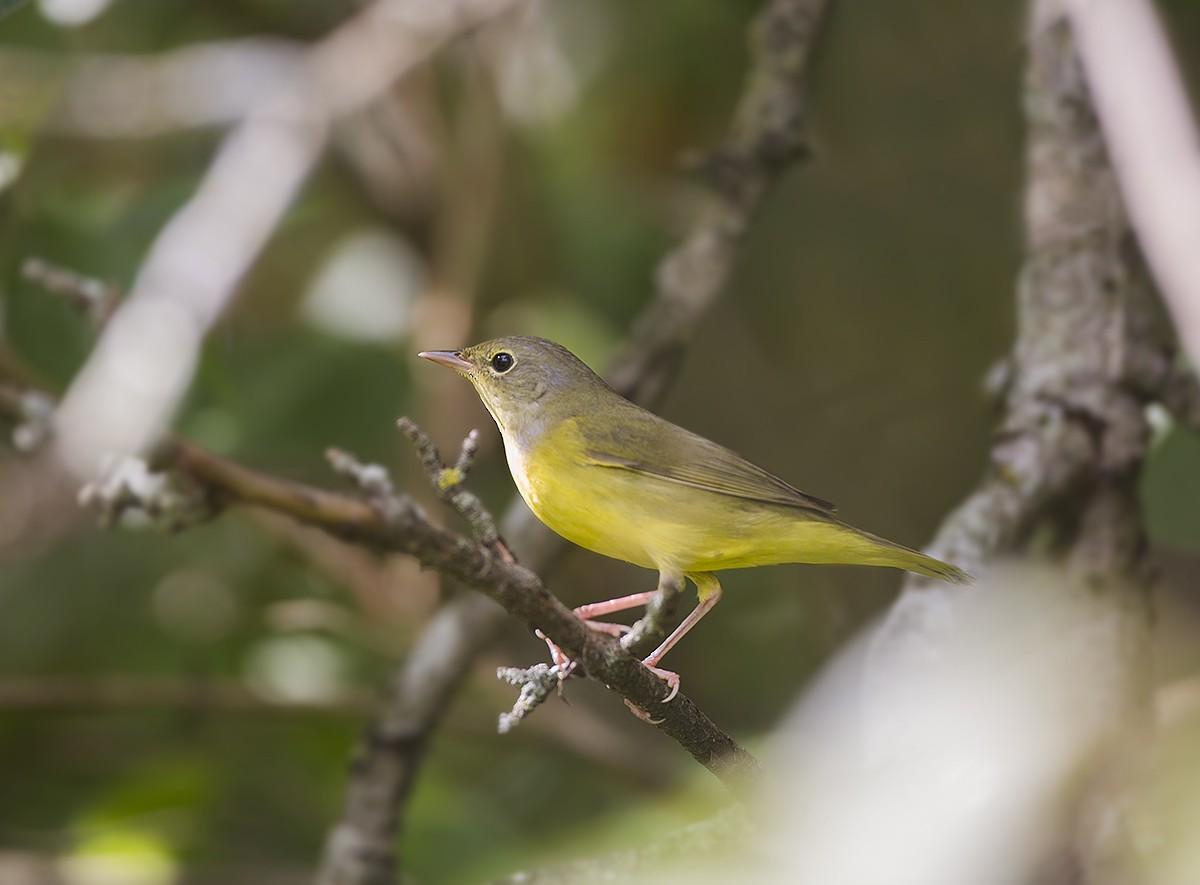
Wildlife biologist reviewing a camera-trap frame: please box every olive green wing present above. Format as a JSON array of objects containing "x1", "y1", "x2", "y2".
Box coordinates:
[{"x1": 569, "y1": 408, "x2": 836, "y2": 514}]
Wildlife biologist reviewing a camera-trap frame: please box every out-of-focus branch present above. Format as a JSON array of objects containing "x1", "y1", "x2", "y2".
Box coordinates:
[
  {"x1": 1059, "y1": 0, "x2": 1200, "y2": 373},
  {"x1": 871, "y1": 5, "x2": 1167, "y2": 879},
  {"x1": 0, "y1": 40, "x2": 304, "y2": 136},
  {"x1": 50, "y1": 0, "x2": 529, "y2": 484},
  {"x1": 20, "y1": 257, "x2": 118, "y2": 326},
  {"x1": 606, "y1": 0, "x2": 828, "y2": 401}
]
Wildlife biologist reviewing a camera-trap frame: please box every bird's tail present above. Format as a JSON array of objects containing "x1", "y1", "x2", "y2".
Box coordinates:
[
  {"x1": 845, "y1": 523, "x2": 973, "y2": 585},
  {"x1": 787, "y1": 515, "x2": 973, "y2": 584}
]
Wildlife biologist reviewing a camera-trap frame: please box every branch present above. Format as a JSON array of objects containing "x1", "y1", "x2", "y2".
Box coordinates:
[
  {"x1": 42, "y1": 431, "x2": 756, "y2": 792},
  {"x1": 49, "y1": 0, "x2": 529, "y2": 483},
  {"x1": 393, "y1": 417, "x2": 514, "y2": 562},
  {"x1": 0, "y1": 40, "x2": 304, "y2": 135},
  {"x1": 606, "y1": 0, "x2": 830, "y2": 402},
  {"x1": 1059, "y1": 0, "x2": 1200, "y2": 373},
  {"x1": 20, "y1": 256, "x2": 118, "y2": 326}
]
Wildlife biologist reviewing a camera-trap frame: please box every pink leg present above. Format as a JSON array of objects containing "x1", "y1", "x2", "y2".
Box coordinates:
[
  {"x1": 643, "y1": 580, "x2": 723, "y2": 670},
  {"x1": 626, "y1": 575, "x2": 723, "y2": 719},
  {"x1": 539, "y1": 590, "x2": 659, "y2": 681},
  {"x1": 572, "y1": 590, "x2": 657, "y2": 620}
]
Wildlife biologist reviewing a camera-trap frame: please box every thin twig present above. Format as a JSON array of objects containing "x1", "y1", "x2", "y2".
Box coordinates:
[
  {"x1": 20, "y1": 257, "x2": 119, "y2": 327},
  {"x1": 496, "y1": 663, "x2": 564, "y2": 733},
  {"x1": 395, "y1": 416, "x2": 515, "y2": 561}
]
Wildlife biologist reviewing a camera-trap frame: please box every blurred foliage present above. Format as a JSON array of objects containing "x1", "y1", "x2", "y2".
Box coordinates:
[{"x1": 1, "y1": 0, "x2": 1198, "y2": 883}]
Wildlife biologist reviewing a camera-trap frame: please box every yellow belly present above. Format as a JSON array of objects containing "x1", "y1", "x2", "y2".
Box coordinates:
[
  {"x1": 506, "y1": 432, "x2": 852, "y2": 575},
  {"x1": 502, "y1": 421, "x2": 967, "y2": 586}
]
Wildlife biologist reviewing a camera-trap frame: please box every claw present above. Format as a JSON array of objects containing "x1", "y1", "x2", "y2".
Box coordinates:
[
  {"x1": 644, "y1": 664, "x2": 681, "y2": 702},
  {"x1": 623, "y1": 662, "x2": 680, "y2": 721},
  {"x1": 537, "y1": 617, "x2": 634, "y2": 679},
  {"x1": 536, "y1": 629, "x2": 573, "y2": 677},
  {"x1": 624, "y1": 698, "x2": 666, "y2": 723}
]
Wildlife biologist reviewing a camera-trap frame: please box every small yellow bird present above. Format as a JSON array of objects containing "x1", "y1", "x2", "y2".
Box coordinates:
[{"x1": 420, "y1": 336, "x2": 970, "y2": 698}]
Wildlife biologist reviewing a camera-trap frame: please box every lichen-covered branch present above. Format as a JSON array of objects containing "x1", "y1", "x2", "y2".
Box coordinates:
[{"x1": 8, "y1": 407, "x2": 765, "y2": 792}]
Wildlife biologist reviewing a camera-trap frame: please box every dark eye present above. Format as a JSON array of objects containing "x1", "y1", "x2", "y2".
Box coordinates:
[{"x1": 490, "y1": 352, "x2": 514, "y2": 373}]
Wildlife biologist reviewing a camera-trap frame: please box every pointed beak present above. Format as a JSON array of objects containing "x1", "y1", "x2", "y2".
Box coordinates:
[{"x1": 418, "y1": 350, "x2": 472, "y2": 372}]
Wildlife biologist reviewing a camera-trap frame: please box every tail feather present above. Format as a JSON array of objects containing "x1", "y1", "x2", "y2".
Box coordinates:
[{"x1": 838, "y1": 523, "x2": 973, "y2": 585}]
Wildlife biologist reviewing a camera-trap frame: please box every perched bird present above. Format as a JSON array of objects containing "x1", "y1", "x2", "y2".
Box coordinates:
[{"x1": 420, "y1": 336, "x2": 970, "y2": 700}]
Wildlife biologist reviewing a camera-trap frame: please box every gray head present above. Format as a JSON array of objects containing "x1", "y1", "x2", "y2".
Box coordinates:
[{"x1": 418, "y1": 336, "x2": 613, "y2": 441}]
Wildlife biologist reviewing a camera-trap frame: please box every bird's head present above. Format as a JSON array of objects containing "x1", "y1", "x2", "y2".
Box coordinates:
[{"x1": 419, "y1": 336, "x2": 609, "y2": 441}]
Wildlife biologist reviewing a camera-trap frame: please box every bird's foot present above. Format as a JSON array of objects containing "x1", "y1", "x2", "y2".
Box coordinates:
[
  {"x1": 535, "y1": 630, "x2": 576, "y2": 687},
  {"x1": 623, "y1": 663, "x2": 680, "y2": 723},
  {"x1": 537, "y1": 620, "x2": 631, "y2": 686}
]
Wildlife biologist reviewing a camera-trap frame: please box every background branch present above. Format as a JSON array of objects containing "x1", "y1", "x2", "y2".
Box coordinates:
[
  {"x1": 48, "y1": 0, "x2": 529, "y2": 485},
  {"x1": 1060, "y1": 0, "x2": 1200, "y2": 373},
  {"x1": 869, "y1": 3, "x2": 1170, "y2": 877}
]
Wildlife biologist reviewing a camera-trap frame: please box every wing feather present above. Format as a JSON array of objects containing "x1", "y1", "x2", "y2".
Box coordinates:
[{"x1": 571, "y1": 409, "x2": 836, "y2": 514}]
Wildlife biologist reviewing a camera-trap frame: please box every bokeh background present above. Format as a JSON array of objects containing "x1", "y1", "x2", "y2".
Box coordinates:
[{"x1": 1, "y1": 0, "x2": 1199, "y2": 882}]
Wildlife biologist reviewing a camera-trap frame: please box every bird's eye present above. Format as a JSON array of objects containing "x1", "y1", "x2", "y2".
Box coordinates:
[{"x1": 490, "y1": 352, "x2": 515, "y2": 373}]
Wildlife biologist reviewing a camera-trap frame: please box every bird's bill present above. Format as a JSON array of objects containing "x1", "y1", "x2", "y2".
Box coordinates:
[{"x1": 418, "y1": 350, "x2": 472, "y2": 372}]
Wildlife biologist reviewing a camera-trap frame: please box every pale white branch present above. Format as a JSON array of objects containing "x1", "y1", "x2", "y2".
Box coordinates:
[
  {"x1": 1060, "y1": 0, "x2": 1200, "y2": 369},
  {"x1": 51, "y1": 0, "x2": 528, "y2": 481}
]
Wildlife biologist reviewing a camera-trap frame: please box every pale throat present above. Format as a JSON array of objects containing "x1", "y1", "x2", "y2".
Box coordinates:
[{"x1": 481, "y1": 392, "x2": 551, "y2": 511}]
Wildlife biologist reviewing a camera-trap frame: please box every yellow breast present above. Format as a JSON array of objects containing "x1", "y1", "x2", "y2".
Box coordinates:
[{"x1": 501, "y1": 418, "x2": 875, "y2": 578}]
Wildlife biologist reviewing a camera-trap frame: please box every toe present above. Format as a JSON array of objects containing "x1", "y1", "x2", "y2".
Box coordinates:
[
  {"x1": 583, "y1": 619, "x2": 631, "y2": 637},
  {"x1": 623, "y1": 698, "x2": 666, "y2": 724},
  {"x1": 643, "y1": 664, "x2": 681, "y2": 703}
]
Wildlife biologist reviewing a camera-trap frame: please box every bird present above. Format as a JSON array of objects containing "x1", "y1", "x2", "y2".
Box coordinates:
[{"x1": 419, "y1": 336, "x2": 970, "y2": 703}]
